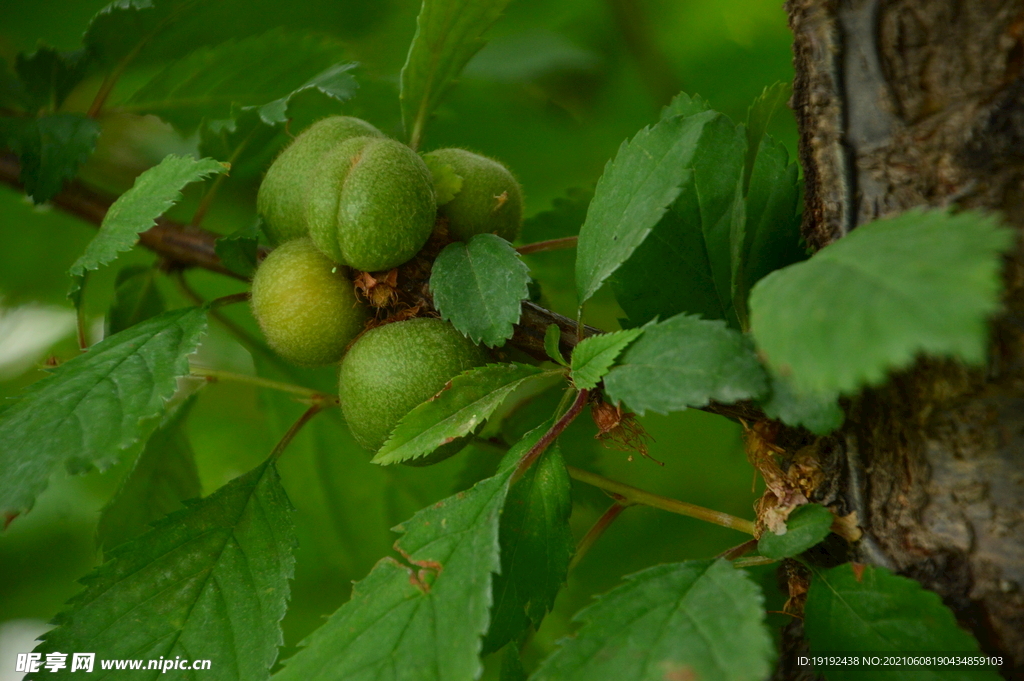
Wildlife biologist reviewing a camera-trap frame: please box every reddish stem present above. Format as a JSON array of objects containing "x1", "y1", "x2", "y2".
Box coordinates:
[
  {"x1": 512, "y1": 388, "x2": 590, "y2": 482},
  {"x1": 516, "y1": 236, "x2": 578, "y2": 255}
]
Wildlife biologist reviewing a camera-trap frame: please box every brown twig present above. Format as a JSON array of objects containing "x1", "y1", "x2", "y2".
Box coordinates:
[
  {"x1": 516, "y1": 236, "x2": 578, "y2": 255},
  {"x1": 513, "y1": 388, "x2": 590, "y2": 482}
]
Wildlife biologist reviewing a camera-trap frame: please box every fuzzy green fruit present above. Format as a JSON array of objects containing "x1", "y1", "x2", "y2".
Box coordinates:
[
  {"x1": 251, "y1": 239, "x2": 369, "y2": 366},
  {"x1": 308, "y1": 137, "x2": 436, "y2": 272},
  {"x1": 339, "y1": 318, "x2": 488, "y2": 460},
  {"x1": 257, "y1": 116, "x2": 384, "y2": 245},
  {"x1": 424, "y1": 148, "x2": 523, "y2": 242}
]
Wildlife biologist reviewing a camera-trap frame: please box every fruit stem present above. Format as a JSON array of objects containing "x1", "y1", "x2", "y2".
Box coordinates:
[
  {"x1": 516, "y1": 236, "x2": 578, "y2": 255},
  {"x1": 733, "y1": 556, "x2": 777, "y2": 568},
  {"x1": 208, "y1": 291, "x2": 251, "y2": 308},
  {"x1": 190, "y1": 365, "x2": 337, "y2": 404},
  {"x1": 569, "y1": 500, "x2": 631, "y2": 572},
  {"x1": 565, "y1": 465, "x2": 757, "y2": 535},
  {"x1": 269, "y1": 403, "x2": 324, "y2": 462},
  {"x1": 512, "y1": 388, "x2": 589, "y2": 483}
]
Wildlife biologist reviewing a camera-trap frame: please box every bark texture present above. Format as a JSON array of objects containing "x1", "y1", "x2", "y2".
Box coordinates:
[{"x1": 787, "y1": 0, "x2": 1024, "y2": 676}]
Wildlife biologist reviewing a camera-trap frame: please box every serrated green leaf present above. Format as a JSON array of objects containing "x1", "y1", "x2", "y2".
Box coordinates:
[
  {"x1": 0, "y1": 306, "x2": 207, "y2": 519},
  {"x1": 660, "y1": 90, "x2": 710, "y2": 119},
  {"x1": 483, "y1": 440, "x2": 573, "y2": 654},
  {"x1": 198, "y1": 106, "x2": 285, "y2": 178},
  {"x1": 761, "y1": 374, "x2": 844, "y2": 435},
  {"x1": 400, "y1": 0, "x2": 514, "y2": 147},
  {"x1": 373, "y1": 363, "x2": 547, "y2": 465},
  {"x1": 97, "y1": 395, "x2": 200, "y2": 552},
  {"x1": 123, "y1": 30, "x2": 349, "y2": 133},
  {"x1": 757, "y1": 503, "x2": 833, "y2": 559},
  {"x1": 750, "y1": 209, "x2": 1013, "y2": 395},
  {"x1": 0, "y1": 113, "x2": 100, "y2": 203},
  {"x1": 501, "y1": 645, "x2": 528, "y2": 681},
  {"x1": 106, "y1": 265, "x2": 165, "y2": 335},
  {"x1": 84, "y1": 0, "x2": 201, "y2": 67},
  {"x1": 68, "y1": 155, "x2": 228, "y2": 294},
  {"x1": 431, "y1": 234, "x2": 531, "y2": 347},
  {"x1": 603, "y1": 313, "x2": 767, "y2": 415},
  {"x1": 575, "y1": 111, "x2": 715, "y2": 306},
  {"x1": 744, "y1": 82, "x2": 790, "y2": 188},
  {"x1": 423, "y1": 153, "x2": 464, "y2": 205},
  {"x1": 519, "y1": 188, "x2": 591, "y2": 313},
  {"x1": 805, "y1": 563, "x2": 1001, "y2": 681},
  {"x1": 257, "y1": 62, "x2": 358, "y2": 125},
  {"x1": 274, "y1": 465, "x2": 513, "y2": 681},
  {"x1": 214, "y1": 221, "x2": 260, "y2": 278},
  {"x1": 14, "y1": 46, "x2": 88, "y2": 110},
  {"x1": 570, "y1": 328, "x2": 643, "y2": 390},
  {"x1": 543, "y1": 324, "x2": 567, "y2": 366},
  {"x1": 28, "y1": 457, "x2": 295, "y2": 681},
  {"x1": 531, "y1": 559, "x2": 774, "y2": 681}
]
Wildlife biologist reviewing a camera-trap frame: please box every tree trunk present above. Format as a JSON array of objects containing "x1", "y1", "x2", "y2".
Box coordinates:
[{"x1": 785, "y1": 0, "x2": 1024, "y2": 676}]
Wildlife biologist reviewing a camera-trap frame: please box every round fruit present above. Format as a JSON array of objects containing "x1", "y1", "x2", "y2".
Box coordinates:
[
  {"x1": 257, "y1": 116, "x2": 384, "y2": 245},
  {"x1": 307, "y1": 136, "x2": 436, "y2": 272},
  {"x1": 250, "y1": 238, "x2": 368, "y2": 366},
  {"x1": 424, "y1": 148, "x2": 522, "y2": 242},
  {"x1": 339, "y1": 318, "x2": 488, "y2": 455}
]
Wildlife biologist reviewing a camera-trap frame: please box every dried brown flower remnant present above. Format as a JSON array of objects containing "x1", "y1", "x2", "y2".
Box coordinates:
[
  {"x1": 354, "y1": 269, "x2": 400, "y2": 308},
  {"x1": 591, "y1": 398, "x2": 660, "y2": 464}
]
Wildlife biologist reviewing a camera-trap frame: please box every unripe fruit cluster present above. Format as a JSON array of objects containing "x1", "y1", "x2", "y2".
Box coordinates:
[{"x1": 248, "y1": 116, "x2": 524, "y2": 462}]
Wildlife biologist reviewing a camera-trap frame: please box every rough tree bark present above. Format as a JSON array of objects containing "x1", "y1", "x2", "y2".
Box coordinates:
[{"x1": 785, "y1": 0, "x2": 1024, "y2": 677}]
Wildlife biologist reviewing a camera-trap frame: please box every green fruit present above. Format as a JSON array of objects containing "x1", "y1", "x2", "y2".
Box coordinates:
[
  {"x1": 250, "y1": 238, "x2": 369, "y2": 366},
  {"x1": 424, "y1": 148, "x2": 523, "y2": 242},
  {"x1": 308, "y1": 137, "x2": 436, "y2": 272},
  {"x1": 339, "y1": 318, "x2": 488, "y2": 458},
  {"x1": 257, "y1": 116, "x2": 384, "y2": 245}
]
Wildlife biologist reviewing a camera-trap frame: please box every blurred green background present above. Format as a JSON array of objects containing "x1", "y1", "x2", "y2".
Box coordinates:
[{"x1": 0, "y1": 0, "x2": 796, "y2": 676}]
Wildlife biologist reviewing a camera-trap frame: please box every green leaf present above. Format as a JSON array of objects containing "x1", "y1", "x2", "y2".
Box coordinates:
[
  {"x1": 274, "y1": 465, "x2": 513, "y2": 681},
  {"x1": 483, "y1": 440, "x2": 573, "y2": 653},
  {"x1": 757, "y1": 503, "x2": 833, "y2": 559},
  {"x1": 373, "y1": 363, "x2": 547, "y2": 465},
  {"x1": 804, "y1": 563, "x2": 1001, "y2": 681},
  {"x1": 96, "y1": 395, "x2": 201, "y2": 552},
  {"x1": 575, "y1": 111, "x2": 715, "y2": 306},
  {"x1": 660, "y1": 90, "x2": 710, "y2": 119},
  {"x1": 0, "y1": 306, "x2": 207, "y2": 519},
  {"x1": 29, "y1": 458, "x2": 295, "y2": 681},
  {"x1": 519, "y1": 188, "x2": 591, "y2": 313},
  {"x1": 750, "y1": 209, "x2": 1013, "y2": 395},
  {"x1": 124, "y1": 30, "x2": 350, "y2": 133},
  {"x1": 603, "y1": 313, "x2": 767, "y2": 415},
  {"x1": 68, "y1": 154, "x2": 228, "y2": 294},
  {"x1": 14, "y1": 46, "x2": 88, "y2": 110},
  {"x1": 543, "y1": 324, "x2": 567, "y2": 366},
  {"x1": 570, "y1": 328, "x2": 644, "y2": 390},
  {"x1": 400, "y1": 0, "x2": 514, "y2": 146},
  {"x1": 501, "y1": 645, "x2": 528, "y2": 681},
  {"x1": 431, "y1": 234, "x2": 531, "y2": 348},
  {"x1": 761, "y1": 374, "x2": 844, "y2": 435},
  {"x1": 105, "y1": 265, "x2": 166, "y2": 335},
  {"x1": 531, "y1": 559, "x2": 774, "y2": 681},
  {"x1": 423, "y1": 152, "x2": 464, "y2": 205},
  {"x1": 0, "y1": 114, "x2": 101, "y2": 203},
  {"x1": 215, "y1": 221, "x2": 261, "y2": 278},
  {"x1": 256, "y1": 62, "x2": 359, "y2": 125},
  {"x1": 198, "y1": 106, "x2": 284, "y2": 178},
  {"x1": 744, "y1": 82, "x2": 790, "y2": 187}
]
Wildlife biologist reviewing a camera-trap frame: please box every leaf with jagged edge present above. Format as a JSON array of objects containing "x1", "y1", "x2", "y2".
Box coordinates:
[
  {"x1": 575, "y1": 111, "x2": 715, "y2": 306},
  {"x1": 431, "y1": 234, "x2": 531, "y2": 348},
  {"x1": 482, "y1": 439, "x2": 573, "y2": 654},
  {"x1": 760, "y1": 373, "x2": 844, "y2": 436},
  {"x1": 274, "y1": 438, "x2": 525, "y2": 681},
  {"x1": 373, "y1": 363, "x2": 548, "y2": 465},
  {"x1": 26, "y1": 457, "x2": 295, "y2": 681},
  {"x1": 423, "y1": 153, "x2": 464, "y2": 205},
  {"x1": 125, "y1": 30, "x2": 351, "y2": 133},
  {"x1": 105, "y1": 265, "x2": 166, "y2": 336},
  {"x1": 804, "y1": 563, "x2": 1002, "y2": 681},
  {"x1": 0, "y1": 306, "x2": 207, "y2": 520},
  {"x1": 96, "y1": 395, "x2": 201, "y2": 552},
  {"x1": 570, "y1": 328, "x2": 643, "y2": 390},
  {"x1": 400, "y1": 0, "x2": 515, "y2": 146},
  {"x1": 0, "y1": 113, "x2": 100, "y2": 203},
  {"x1": 531, "y1": 559, "x2": 774, "y2": 681},
  {"x1": 603, "y1": 313, "x2": 767, "y2": 415},
  {"x1": 543, "y1": 324, "x2": 567, "y2": 366},
  {"x1": 757, "y1": 503, "x2": 833, "y2": 559},
  {"x1": 14, "y1": 46, "x2": 88, "y2": 110},
  {"x1": 750, "y1": 209, "x2": 1013, "y2": 395},
  {"x1": 214, "y1": 220, "x2": 261, "y2": 278},
  {"x1": 68, "y1": 155, "x2": 228, "y2": 296}
]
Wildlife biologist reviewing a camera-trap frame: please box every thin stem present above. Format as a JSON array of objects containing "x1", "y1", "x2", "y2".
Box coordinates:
[
  {"x1": 512, "y1": 388, "x2": 590, "y2": 482},
  {"x1": 516, "y1": 236, "x2": 578, "y2": 255},
  {"x1": 717, "y1": 538, "x2": 759, "y2": 561},
  {"x1": 569, "y1": 501, "x2": 630, "y2": 572},
  {"x1": 269, "y1": 403, "x2": 323, "y2": 462},
  {"x1": 209, "y1": 291, "x2": 251, "y2": 308},
  {"x1": 190, "y1": 366, "x2": 335, "y2": 403},
  {"x1": 75, "y1": 274, "x2": 89, "y2": 351},
  {"x1": 566, "y1": 465, "x2": 756, "y2": 535},
  {"x1": 190, "y1": 126, "x2": 256, "y2": 226},
  {"x1": 733, "y1": 556, "x2": 777, "y2": 568}
]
